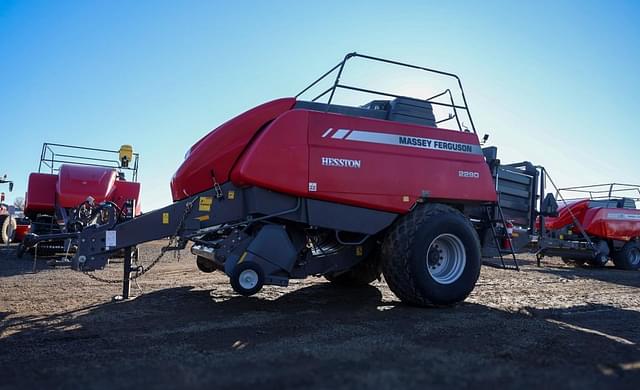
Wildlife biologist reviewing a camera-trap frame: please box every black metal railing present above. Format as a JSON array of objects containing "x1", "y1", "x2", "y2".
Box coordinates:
[
  {"x1": 296, "y1": 52, "x2": 476, "y2": 132},
  {"x1": 38, "y1": 143, "x2": 140, "y2": 182},
  {"x1": 557, "y1": 183, "x2": 640, "y2": 203}
]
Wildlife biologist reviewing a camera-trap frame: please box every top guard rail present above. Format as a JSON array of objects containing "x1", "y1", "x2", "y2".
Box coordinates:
[
  {"x1": 296, "y1": 52, "x2": 477, "y2": 133},
  {"x1": 38, "y1": 143, "x2": 140, "y2": 182},
  {"x1": 557, "y1": 183, "x2": 640, "y2": 204}
]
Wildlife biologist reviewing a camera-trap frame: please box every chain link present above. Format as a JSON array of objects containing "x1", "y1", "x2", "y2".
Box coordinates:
[
  {"x1": 82, "y1": 199, "x2": 195, "y2": 284},
  {"x1": 82, "y1": 269, "x2": 123, "y2": 284}
]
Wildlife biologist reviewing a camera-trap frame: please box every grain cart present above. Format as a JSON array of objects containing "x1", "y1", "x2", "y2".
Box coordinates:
[
  {"x1": 23, "y1": 53, "x2": 550, "y2": 306},
  {"x1": 535, "y1": 183, "x2": 640, "y2": 270},
  {"x1": 0, "y1": 175, "x2": 16, "y2": 244},
  {"x1": 18, "y1": 143, "x2": 141, "y2": 259}
]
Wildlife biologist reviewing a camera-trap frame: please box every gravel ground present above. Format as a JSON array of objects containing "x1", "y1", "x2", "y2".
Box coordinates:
[{"x1": 1, "y1": 241, "x2": 639, "y2": 389}]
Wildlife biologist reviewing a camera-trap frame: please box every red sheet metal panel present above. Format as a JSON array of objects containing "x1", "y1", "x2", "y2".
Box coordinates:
[
  {"x1": 170, "y1": 98, "x2": 296, "y2": 201},
  {"x1": 230, "y1": 104, "x2": 496, "y2": 213},
  {"x1": 24, "y1": 173, "x2": 57, "y2": 216},
  {"x1": 56, "y1": 165, "x2": 117, "y2": 208}
]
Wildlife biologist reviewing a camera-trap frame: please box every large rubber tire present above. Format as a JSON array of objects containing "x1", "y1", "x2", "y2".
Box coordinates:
[
  {"x1": 381, "y1": 204, "x2": 481, "y2": 307},
  {"x1": 0, "y1": 215, "x2": 16, "y2": 244},
  {"x1": 0, "y1": 215, "x2": 6, "y2": 243},
  {"x1": 324, "y1": 252, "x2": 382, "y2": 287},
  {"x1": 613, "y1": 241, "x2": 640, "y2": 271}
]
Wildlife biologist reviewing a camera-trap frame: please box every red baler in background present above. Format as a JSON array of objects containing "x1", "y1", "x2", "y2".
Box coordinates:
[
  {"x1": 19, "y1": 143, "x2": 141, "y2": 258},
  {"x1": 536, "y1": 183, "x2": 640, "y2": 270}
]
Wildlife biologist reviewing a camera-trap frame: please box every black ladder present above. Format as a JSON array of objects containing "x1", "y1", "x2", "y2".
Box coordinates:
[{"x1": 484, "y1": 203, "x2": 519, "y2": 271}]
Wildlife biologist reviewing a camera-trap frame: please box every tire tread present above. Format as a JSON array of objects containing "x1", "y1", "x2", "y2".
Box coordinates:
[{"x1": 381, "y1": 203, "x2": 474, "y2": 306}]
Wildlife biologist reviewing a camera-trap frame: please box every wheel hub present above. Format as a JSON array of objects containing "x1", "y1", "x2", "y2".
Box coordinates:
[
  {"x1": 238, "y1": 269, "x2": 259, "y2": 290},
  {"x1": 426, "y1": 233, "x2": 466, "y2": 285}
]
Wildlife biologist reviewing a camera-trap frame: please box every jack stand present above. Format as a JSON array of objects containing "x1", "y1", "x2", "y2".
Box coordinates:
[{"x1": 113, "y1": 246, "x2": 134, "y2": 302}]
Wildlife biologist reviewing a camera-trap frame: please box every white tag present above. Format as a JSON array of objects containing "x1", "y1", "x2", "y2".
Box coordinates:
[
  {"x1": 308, "y1": 182, "x2": 317, "y2": 192},
  {"x1": 105, "y1": 230, "x2": 117, "y2": 248}
]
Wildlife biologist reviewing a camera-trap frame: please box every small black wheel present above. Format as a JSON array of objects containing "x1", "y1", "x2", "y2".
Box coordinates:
[
  {"x1": 381, "y1": 203, "x2": 481, "y2": 307},
  {"x1": 324, "y1": 251, "x2": 382, "y2": 287},
  {"x1": 587, "y1": 240, "x2": 610, "y2": 267},
  {"x1": 196, "y1": 256, "x2": 217, "y2": 273},
  {"x1": 230, "y1": 261, "x2": 265, "y2": 296},
  {"x1": 613, "y1": 241, "x2": 640, "y2": 271}
]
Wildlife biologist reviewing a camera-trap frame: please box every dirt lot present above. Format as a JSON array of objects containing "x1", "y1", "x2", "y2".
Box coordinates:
[{"x1": 1, "y1": 241, "x2": 639, "y2": 390}]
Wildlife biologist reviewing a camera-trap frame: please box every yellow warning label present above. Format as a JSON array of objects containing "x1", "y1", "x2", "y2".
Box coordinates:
[
  {"x1": 162, "y1": 212, "x2": 169, "y2": 224},
  {"x1": 238, "y1": 251, "x2": 248, "y2": 264},
  {"x1": 356, "y1": 246, "x2": 363, "y2": 256},
  {"x1": 199, "y1": 196, "x2": 213, "y2": 211},
  {"x1": 227, "y1": 190, "x2": 235, "y2": 200},
  {"x1": 196, "y1": 215, "x2": 210, "y2": 222}
]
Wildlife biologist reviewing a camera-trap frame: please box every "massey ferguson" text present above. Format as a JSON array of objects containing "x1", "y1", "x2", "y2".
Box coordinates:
[{"x1": 399, "y1": 136, "x2": 474, "y2": 153}]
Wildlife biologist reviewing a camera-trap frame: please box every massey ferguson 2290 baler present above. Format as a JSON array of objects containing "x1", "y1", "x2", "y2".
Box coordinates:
[{"x1": 20, "y1": 53, "x2": 638, "y2": 307}]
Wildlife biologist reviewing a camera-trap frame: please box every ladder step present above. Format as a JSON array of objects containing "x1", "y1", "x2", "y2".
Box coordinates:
[{"x1": 485, "y1": 203, "x2": 520, "y2": 271}]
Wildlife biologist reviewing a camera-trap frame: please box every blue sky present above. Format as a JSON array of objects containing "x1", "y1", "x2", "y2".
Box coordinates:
[{"x1": 1, "y1": 0, "x2": 638, "y2": 210}]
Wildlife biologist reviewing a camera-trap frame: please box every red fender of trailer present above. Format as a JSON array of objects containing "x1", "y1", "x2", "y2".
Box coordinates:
[{"x1": 171, "y1": 97, "x2": 297, "y2": 201}]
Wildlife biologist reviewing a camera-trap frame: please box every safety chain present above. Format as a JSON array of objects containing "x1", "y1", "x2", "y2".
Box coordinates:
[
  {"x1": 82, "y1": 199, "x2": 195, "y2": 284},
  {"x1": 82, "y1": 268, "x2": 124, "y2": 284}
]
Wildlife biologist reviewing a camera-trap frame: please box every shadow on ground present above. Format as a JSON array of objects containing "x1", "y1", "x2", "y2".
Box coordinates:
[
  {"x1": 532, "y1": 262, "x2": 640, "y2": 289},
  {"x1": 0, "y1": 246, "x2": 51, "y2": 278},
  {"x1": 1, "y1": 283, "x2": 639, "y2": 389}
]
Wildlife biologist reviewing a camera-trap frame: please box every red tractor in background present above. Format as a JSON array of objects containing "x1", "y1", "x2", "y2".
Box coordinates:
[{"x1": 18, "y1": 143, "x2": 141, "y2": 258}]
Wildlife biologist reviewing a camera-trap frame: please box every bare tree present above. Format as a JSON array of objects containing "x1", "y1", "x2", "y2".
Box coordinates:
[{"x1": 13, "y1": 197, "x2": 25, "y2": 210}]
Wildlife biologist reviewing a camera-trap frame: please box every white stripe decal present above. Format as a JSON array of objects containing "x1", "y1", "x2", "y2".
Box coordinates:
[
  {"x1": 606, "y1": 213, "x2": 640, "y2": 220},
  {"x1": 321, "y1": 128, "x2": 334, "y2": 138},
  {"x1": 331, "y1": 129, "x2": 350, "y2": 139},
  {"x1": 340, "y1": 129, "x2": 482, "y2": 155}
]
